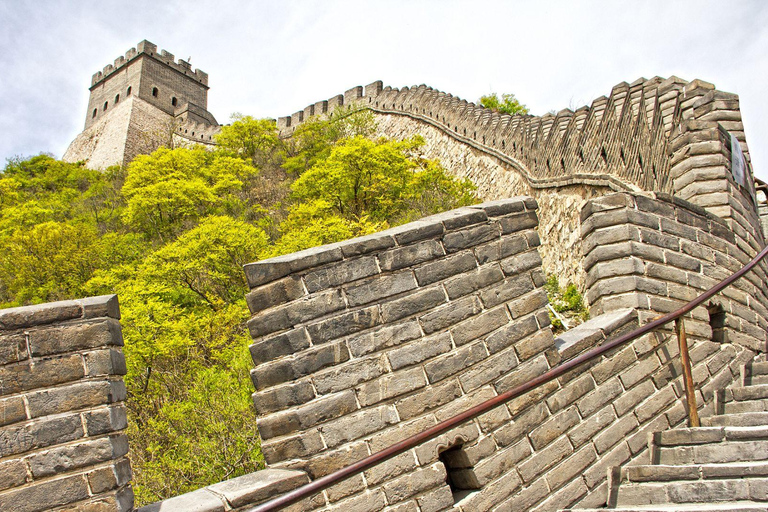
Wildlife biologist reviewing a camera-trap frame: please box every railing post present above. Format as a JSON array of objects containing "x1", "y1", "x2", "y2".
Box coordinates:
[{"x1": 675, "y1": 317, "x2": 700, "y2": 427}]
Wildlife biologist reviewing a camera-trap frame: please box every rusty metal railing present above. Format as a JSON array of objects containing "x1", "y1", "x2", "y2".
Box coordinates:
[{"x1": 251, "y1": 242, "x2": 768, "y2": 511}]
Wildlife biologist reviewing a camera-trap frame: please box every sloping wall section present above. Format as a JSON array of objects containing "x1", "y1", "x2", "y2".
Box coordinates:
[{"x1": 279, "y1": 78, "x2": 761, "y2": 293}]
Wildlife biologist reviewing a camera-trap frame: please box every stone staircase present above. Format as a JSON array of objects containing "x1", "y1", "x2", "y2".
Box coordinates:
[{"x1": 567, "y1": 360, "x2": 768, "y2": 511}]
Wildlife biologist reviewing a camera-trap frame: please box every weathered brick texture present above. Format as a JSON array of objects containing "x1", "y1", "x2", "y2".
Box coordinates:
[{"x1": 0, "y1": 295, "x2": 133, "y2": 511}]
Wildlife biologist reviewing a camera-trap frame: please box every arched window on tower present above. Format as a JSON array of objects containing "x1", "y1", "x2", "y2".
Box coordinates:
[
  {"x1": 92, "y1": 108, "x2": 97, "y2": 119},
  {"x1": 127, "y1": 86, "x2": 132, "y2": 96},
  {"x1": 114, "y1": 94, "x2": 120, "y2": 105},
  {"x1": 103, "y1": 101, "x2": 108, "y2": 111},
  {"x1": 152, "y1": 87, "x2": 158, "y2": 97},
  {"x1": 171, "y1": 97, "x2": 177, "y2": 107}
]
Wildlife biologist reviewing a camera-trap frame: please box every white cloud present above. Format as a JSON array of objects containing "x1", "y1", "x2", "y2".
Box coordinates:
[{"x1": 1, "y1": 0, "x2": 766, "y2": 179}]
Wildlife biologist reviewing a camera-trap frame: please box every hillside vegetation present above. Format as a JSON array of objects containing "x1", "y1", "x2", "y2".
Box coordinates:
[{"x1": 0, "y1": 109, "x2": 477, "y2": 504}]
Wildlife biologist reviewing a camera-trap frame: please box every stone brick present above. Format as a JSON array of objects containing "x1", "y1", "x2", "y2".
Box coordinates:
[
  {"x1": 619, "y1": 355, "x2": 662, "y2": 390},
  {"x1": 484, "y1": 315, "x2": 539, "y2": 354},
  {"x1": 547, "y1": 443, "x2": 597, "y2": 491},
  {"x1": 474, "y1": 234, "x2": 528, "y2": 264},
  {"x1": 244, "y1": 245, "x2": 342, "y2": 287},
  {"x1": 0, "y1": 473, "x2": 90, "y2": 512},
  {"x1": 479, "y1": 273, "x2": 534, "y2": 308},
  {"x1": 256, "y1": 339, "x2": 350, "y2": 389},
  {"x1": 306, "y1": 306, "x2": 381, "y2": 344},
  {"x1": 303, "y1": 257, "x2": 379, "y2": 293},
  {"x1": 339, "y1": 233, "x2": 396, "y2": 258},
  {"x1": 529, "y1": 406, "x2": 580, "y2": 450},
  {"x1": 387, "y1": 220, "x2": 444, "y2": 245},
  {"x1": 413, "y1": 251, "x2": 477, "y2": 286},
  {"x1": 0, "y1": 458, "x2": 27, "y2": 491},
  {"x1": 328, "y1": 488, "x2": 386, "y2": 511},
  {"x1": 347, "y1": 320, "x2": 422, "y2": 357},
  {"x1": 262, "y1": 430, "x2": 325, "y2": 463},
  {"x1": 0, "y1": 301, "x2": 82, "y2": 331},
  {"x1": 459, "y1": 346, "x2": 519, "y2": 393},
  {"x1": 419, "y1": 295, "x2": 482, "y2": 334},
  {"x1": 380, "y1": 286, "x2": 446, "y2": 323},
  {"x1": 256, "y1": 390, "x2": 358, "y2": 439},
  {"x1": 424, "y1": 341, "x2": 487, "y2": 383},
  {"x1": 584, "y1": 441, "x2": 631, "y2": 488},
  {"x1": 395, "y1": 378, "x2": 462, "y2": 420},
  {"x1": 635, "y1": 385, "x2": 676, "y2": 423},
  {"x1": 613, "y1": 380, "x2": 655, "y2": 417},
  {"x1": 498, "y1": 211, "x2": 538, "y2": 234},
  {"x1": 514, "y1": 328, "x2": 554, "y2": 361},
  {"x1": 416, "y1": 485, "x2": 454, "y2": 512},
  {"x1": 500, "y1": 250, "x2": 542, "y2": 276},
  {"x1": 363, "y1": 451, "x2": 418, "y2": 486},
  {"x1": 319, "y1": 405, "x2": 398, "y2": 448},
  {"x1": 443, "y1": 263, "x2": 505, "y2": 299},
  {"x1": 494, "y1": 402, "x2": 548, "y2": 447},
  {"x1": 382, "y1": 463, "x2": 446, "y2": 504},
  {"x1": 83, "y1": 405, "x2": 128, "y2": 436},
  {"x1": 27, "y1": 380, "x2": 123, "y2": 418},
  {"x1": 442, "y1": 223, "x2": 500, "y2": 253},
  {"x1": 0, "y1": 396, "x2": 27, "y2": 427},
  {"x1": 590, "y1": 346, "x2": 637, "y2": 384},
  {"x1": 518, "y1": 436, "x2": 572, "y2": 483},
  {"x1": 497, "y1": 478, "x2": 548, "y2": 511},
  {"x1": 472, "y1": 438, "x2": 531, "y2": 485},
  {"x1": 450, "y1": 306, "x2": 509, "y2": 346},
  {"x1": 357, "y1": 366, "x2": 427, "y2": 407},
  {"x1": 494, "y1": 353, "x2": 549, "y2": 394},
  {"x1": 28, "y1": 318, "x2": 122, "y2": 357},
  {"x1": 247, "y1": 289, "x2": 345, "y2": 339},
  {"x1": 0, "y1": 353, "x2": 84, "y2": 395},
  {"x1": 593, "y1": 413, "x2": 638, "y2": 454},
  {"x1": 507, "y1": 288, "x2": 548, "y2": 319},
  {"x1": 547, "y1": 373, "x2": 595, "y2": 413},
  {"x1": 387, "y1": 332, "x2": 452, "y2": 370},
  {"x1": 568, "y1": 405, "x2": 616, "y2": 448},
  {"x1": 345, "y1": 271, "x2": 418, "y2": 307},
  {"x1": 252, "y1": 380, "x2": 316, "y2": 415},
  {"x1": 84, "y1": 348, "x2": 127, "y2": 376},
  {"x1": 378, "y1": 240, "x2": 445, "y2": 271},
  {"x1": 27, "y1": 435, "x2": 127, "y2": 479},
  {"x1": 0, "y1": 413, "x2": 84, "y2": 457},
  {"x1": 249, "y1": 328, "x2": 310, "y2": 365},
  {"x1": 245, "y1": 275, "x2": 305, "y2": 313}
]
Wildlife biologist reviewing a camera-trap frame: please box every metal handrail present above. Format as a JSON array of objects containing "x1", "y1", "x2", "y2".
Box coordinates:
[{"x1": 251, "y1": 242, "x2": 768, "y2": 512}]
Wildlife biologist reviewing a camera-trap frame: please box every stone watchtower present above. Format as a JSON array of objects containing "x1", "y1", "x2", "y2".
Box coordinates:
[{"x1": 64, "y1": 40, "x2": 220, "y2": 169}]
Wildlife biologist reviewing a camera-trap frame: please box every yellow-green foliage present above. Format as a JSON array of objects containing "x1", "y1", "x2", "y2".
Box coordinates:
[{"x1": 0, "y1": 112, "x2": 478, "y2": 504}]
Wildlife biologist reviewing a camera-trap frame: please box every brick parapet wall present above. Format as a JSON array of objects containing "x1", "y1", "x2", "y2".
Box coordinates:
[
  {"x1": 245, "y1": 197, "x2": 557, "y2": 509},
  {"x1": 0, "y1": 295, "x2": 133, "y2": 511},
  {"x1": 582, "y1": 191, "x2": 768, "y2": 355}
]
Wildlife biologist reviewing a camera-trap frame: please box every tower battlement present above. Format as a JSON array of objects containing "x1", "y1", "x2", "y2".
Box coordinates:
[{"x1": 90, "y1": 40, "x2": 209, "y2": 88}]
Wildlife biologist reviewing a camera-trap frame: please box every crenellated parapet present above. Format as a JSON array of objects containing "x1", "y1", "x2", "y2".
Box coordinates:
[
  {"x1": 90, "y1": 40, "x2": 208, "y2": 89},
  {"x1": 278, "y1": 78, "x2": 756, "y2": 223}
]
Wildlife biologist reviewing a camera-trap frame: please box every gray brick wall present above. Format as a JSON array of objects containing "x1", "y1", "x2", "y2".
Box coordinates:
[{"x1": 0, "y1": 295, "x2": 133, "y2": 511}]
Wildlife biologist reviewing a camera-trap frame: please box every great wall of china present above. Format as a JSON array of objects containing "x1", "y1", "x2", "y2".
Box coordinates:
[{"x1": 5, "y1": 40, "x2": 768, "y2": 511}]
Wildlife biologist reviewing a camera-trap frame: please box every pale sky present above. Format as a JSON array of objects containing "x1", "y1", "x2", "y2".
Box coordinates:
[{"x1": 1, "y1": 1, "x2": 767, "y2": 179}]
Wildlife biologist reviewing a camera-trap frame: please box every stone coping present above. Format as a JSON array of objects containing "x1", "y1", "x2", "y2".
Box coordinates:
[{"x1": 0, "y1": 294, "x2": 120, "y2": 330}]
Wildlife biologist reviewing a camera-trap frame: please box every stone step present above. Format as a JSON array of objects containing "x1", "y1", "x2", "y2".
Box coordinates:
[
  {"x1": 612, "y1": 477, "x2": 768, "y2": 507},
  {"x1": 733, "y1": 385, "x2": 768, "y2": 402},
  {"x1": 651, "y1": 427, "x2": 768, "y2": 465},
  {"x1": 724, "y1": 400, "x2": 768, "y2": 415},
  {"x1": 744, "y1": 362, "x2": 768, "y2": 386},
  {"x1": 703, "y1": 412, "x2": 768, "y2": 428}
]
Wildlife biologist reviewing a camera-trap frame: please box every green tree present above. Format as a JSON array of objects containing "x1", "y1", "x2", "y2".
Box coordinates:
[
  {"x1": 214, "y1": 114, "x2": 281, "y2": 168},
  {"x1": 479, "y1": 92, "x2": 529, "y2": 115},
  {"x1": 122, "y1": 147, "x2": 256, "y2": 241},
  {"x1": 291, "y1": 135, "x2": 477, "y2": 224}
]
